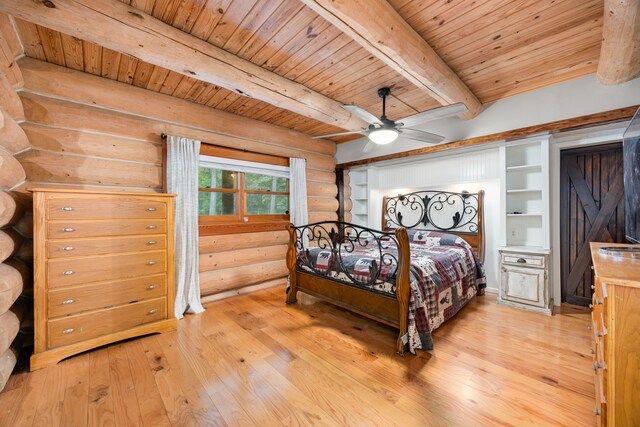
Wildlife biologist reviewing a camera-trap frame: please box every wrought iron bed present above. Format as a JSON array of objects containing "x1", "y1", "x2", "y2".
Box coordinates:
[{"x1": 285, "y1": 190, "x2": 485, "y2": 355}]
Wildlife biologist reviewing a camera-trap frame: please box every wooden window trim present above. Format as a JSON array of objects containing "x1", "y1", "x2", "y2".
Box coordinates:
[{"x1": 198, "y1": 144, "x2": 290, "y2": 235}]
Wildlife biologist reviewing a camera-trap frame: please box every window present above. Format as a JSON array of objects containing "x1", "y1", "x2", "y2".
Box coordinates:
[{"x1": 198, "y1": 153, "x2": 290, "y2": 234}]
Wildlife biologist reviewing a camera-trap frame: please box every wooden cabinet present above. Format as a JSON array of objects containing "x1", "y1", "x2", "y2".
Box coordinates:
[
  {"x1": 498, "y1": 247, "x2": 552, "y2": 314},
  {"x1": 29, "y1": 188, "x2": 177, "y2": 370},
  {"x1": 590, "y1": 242, "x2": 640, "y2": 425},
  {"x1": 498, "y1": 136, "x2": 552, "y2": 315}
]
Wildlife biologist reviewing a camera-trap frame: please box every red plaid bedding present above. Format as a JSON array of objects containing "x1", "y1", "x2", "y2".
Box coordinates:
[{"x1": 299, "y1": 231, "x2": 486, "y2": 353}]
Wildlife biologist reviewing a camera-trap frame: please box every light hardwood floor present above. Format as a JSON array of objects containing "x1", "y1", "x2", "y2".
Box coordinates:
[{"x1": 0, "y1": 287, "x2": 595, "y2": 426}]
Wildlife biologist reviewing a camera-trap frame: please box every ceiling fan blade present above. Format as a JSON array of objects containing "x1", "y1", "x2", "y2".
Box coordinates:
[
  {"x1": 397, "y1": 103, "x2": 468, "y2": 128},
  {"x1": 400, "y1": 128, "x2": 446, "y2": 144},
  {"x1": 312, "y1": 130, "x2": 366, "y2": 139},
  {"x1": 343, "y1": 105, "x2": 383, "y2": 125},
  {"x1": 362, "y1": 140, "x2": 375, "y2": 153}
]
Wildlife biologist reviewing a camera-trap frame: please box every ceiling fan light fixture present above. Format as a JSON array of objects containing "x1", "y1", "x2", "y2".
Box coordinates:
[{"x1": 368, "y1": 128, "x2": 399, "y2": 145}]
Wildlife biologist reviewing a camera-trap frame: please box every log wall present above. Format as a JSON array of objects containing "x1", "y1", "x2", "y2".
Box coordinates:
[
  {"x1": 0, "y1": 14, "x2": 31, "y2": 392},
  {"x1": 14, "y1": 57, "x2": 339, "y2": 300}
]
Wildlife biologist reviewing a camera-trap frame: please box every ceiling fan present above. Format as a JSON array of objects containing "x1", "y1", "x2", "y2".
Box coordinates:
[{"x1": 313, "y1": 87, "x2": 468, "y2": 153}]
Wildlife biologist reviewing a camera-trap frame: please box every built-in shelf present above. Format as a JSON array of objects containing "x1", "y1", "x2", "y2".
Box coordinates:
[
  {"x1": 506, "y1": 164, "x2": 542, "y2": 172},
  {"x1": 499, "y1": 137, "x2": 551, "y2": 314},
  {"x1": 506, "y1": 188, "x2": 542, "y2": 194},
  {"x1": 348, "y1": 169, "x2": 369, "y2": 228}
]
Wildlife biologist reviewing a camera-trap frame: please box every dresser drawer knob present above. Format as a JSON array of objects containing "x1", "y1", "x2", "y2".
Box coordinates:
[
  {"x1": 593, "y1": 361, "x2": 601, "y2": 370},
  {"x1": 147, "y1": 260, "x2": 157, "y2": 266},
  {"x1": 148, "y1": 309, "x2": 158, "y2": 315},
  {"x1": 147, "y1": 284, "x2": 158, "y2": 290},
  {"x1": 146, "y1": 225, "x2": 157, "y2": 229},
  {"x1": 63, "y1": 246, "x2": 74, "y2": 251},
  {"x1": 589, "y1": 303, "x2": 593, "y2": 309},
  {"x1": 590, "y1": 348, "x2": 595, "y2": 355},
  {"x1": 596, "y1": 330, "x2": 604, "y2": 337},
  {"x1": 147, "y1": 207, "x2": 157, "y2": 211},
  {"x1": 594, "y1": 406, "x2": 600, "y2": 416},
  {"x1": 147, "y1": 240, "x2": 157, "y2": 245},
  {"x1": 62, "y1": 299, "x2": 75, "y2": 305},
  {"x1": 63, "y1": 227, "x2": 75, "y2": 232},
  {"x1": 63, "y1": 270, "x2": 75, "y2": 275},
  {"x1": 62, "y1": 328, "x2": 75, "y2": 334},
  {"x1": 62, "y1": 206, "x2": 74, "y2": 211},
  {"x1": 516, "y1": 258, "x2": 526, "y2": 263}
]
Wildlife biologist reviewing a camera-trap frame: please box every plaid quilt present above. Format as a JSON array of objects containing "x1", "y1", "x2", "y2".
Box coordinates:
[{"x1": 298, "y1": 231, "x2": 486, "y2": 353}]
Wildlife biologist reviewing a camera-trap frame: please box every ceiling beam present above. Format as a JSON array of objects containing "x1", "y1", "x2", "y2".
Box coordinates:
[
  {"x1": 0, "y1": 0, "x2": 369, "y2": 132},
  {"x1": 301, "y1": 0, "x2": 482, "y2": 119},
  {"x1": 597, "y1": 0, "x2": 640, "y2": 84}
]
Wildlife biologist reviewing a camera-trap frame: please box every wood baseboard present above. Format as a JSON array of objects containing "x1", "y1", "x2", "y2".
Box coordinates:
[{"x1": 200, "y1": 278, "x2": 287, "y2": 305}]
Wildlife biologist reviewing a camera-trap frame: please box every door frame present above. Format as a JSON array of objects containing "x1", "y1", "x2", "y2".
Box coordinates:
[{"x1": 550, "y1": 120, "x2": 630, "y2": 306}]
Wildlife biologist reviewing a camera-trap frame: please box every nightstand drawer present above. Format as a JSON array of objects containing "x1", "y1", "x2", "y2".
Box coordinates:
[
  {"x1": 47, "y1": 219, "x2": 166, "y2": 239},
  {"x1": 47, "y1": 235, "x2": 166, "y2": 259},
  {"x1": 47, "y1": 250, "x2": 166, "y2": 288},
  {"x1": 47, "y1": 198, "x2": 167, "y2": 220},
  {"x1": 501, "y1": 253, "x2": 545, "y2": 268},
  {"x1": 48, "y1": 274, "x2": 167, "y2": 318},
  {"x1": 47, "y1": 297, "x2": 167, "y2": 349}
]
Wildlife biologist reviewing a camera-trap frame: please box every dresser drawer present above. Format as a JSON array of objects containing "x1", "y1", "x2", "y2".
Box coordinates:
[
  {"x1": 47, "y1": 235, "x2": 166, "y2": 259},
  {"x1": 501, "y1": 253, "x2": 545, "y2": 268},
  {"x1": 48, "y1": 250, "x2": 166, "y2": 288},
  {"x1": 47, "y1": 297, "x2": 167, "y2": 349},
  {"x1": 47, "y1": 197, "x2": 167, "y2": 220},
  {"x1": 48, "y1": 273, "x2": 167, "y2": 318},
  {"x1": 48, "y1": 219, "x2": 166, "y2": 239}
]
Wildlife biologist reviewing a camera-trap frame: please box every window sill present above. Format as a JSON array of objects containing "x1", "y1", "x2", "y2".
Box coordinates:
[{"x1": 198, "y1": 220, "x2": 290, "y2": 236}]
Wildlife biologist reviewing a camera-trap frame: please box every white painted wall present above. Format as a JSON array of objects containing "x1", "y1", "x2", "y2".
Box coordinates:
[
  {"x1": 337, "y1": 74, "x2": 640, "y2": 164},
  {"x1": 361, "y1": 148, "x2": 502, "y2": 292}
]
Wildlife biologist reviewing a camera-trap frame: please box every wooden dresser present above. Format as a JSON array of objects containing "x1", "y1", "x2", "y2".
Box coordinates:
[
  {"x1": 30, "y1": 188, "x2": 177, "y2": 370},
  {"x1": 590, "y1": 242, "x2": 640, "y2": 425}
]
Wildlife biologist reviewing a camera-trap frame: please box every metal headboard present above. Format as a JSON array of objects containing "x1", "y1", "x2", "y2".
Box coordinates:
[{"x1": 382, "y1": 190, "x2": 485, "y2": 261}]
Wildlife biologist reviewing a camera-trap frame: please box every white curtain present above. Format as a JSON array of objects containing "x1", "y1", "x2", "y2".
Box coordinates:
[
  {"x1": 166, "y1": 135, "x2": 205, "y2": 319},
  {"x1": 289, "y1": 158, "x2": 308, "y2": 226}
]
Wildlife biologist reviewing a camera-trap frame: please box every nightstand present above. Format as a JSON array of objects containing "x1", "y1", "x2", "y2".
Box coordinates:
[{"x1": 497, "y1": 246, "x2": 552, "y2": 315}]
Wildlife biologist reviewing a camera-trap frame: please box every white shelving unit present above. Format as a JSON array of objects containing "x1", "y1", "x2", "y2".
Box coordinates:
[
  {"x1": 501, "y1": 138, "x2": 550, "y2": 248},
  {"x1": 348, "y1": 169, "x2": 369, "y2": 227},
  {"x1": 498, "y1": 136, "x2": 552, "y2": 314}
]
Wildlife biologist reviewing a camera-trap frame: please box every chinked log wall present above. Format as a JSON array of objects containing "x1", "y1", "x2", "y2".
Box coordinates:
[
  {"x1": 13, "y1": 56, "x2": 340, "y2": 299},
  {"x1": 0, "y1": 14, "x2": 31, "y2": 391}
]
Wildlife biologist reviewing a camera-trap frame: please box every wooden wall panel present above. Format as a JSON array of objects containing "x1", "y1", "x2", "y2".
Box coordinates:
[
  {"x1": 17, "y1": 58, "x2": 339, "y2": 298},
  {"x1": 199, "y1": 230, "x2": 288, "y2": 254},
  {"x1": 0, "y1": 42, "x2": 31, "y2": 391}
]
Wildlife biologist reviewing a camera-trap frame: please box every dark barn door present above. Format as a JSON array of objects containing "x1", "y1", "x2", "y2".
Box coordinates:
[{"x1": 560, "y1": 143, "x2": 625, "y2": 306}]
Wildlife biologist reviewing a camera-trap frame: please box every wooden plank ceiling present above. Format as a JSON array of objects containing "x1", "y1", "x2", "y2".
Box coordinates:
[{"x1": 12, "y1": 0, "x2": 603, "y2": 143}]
